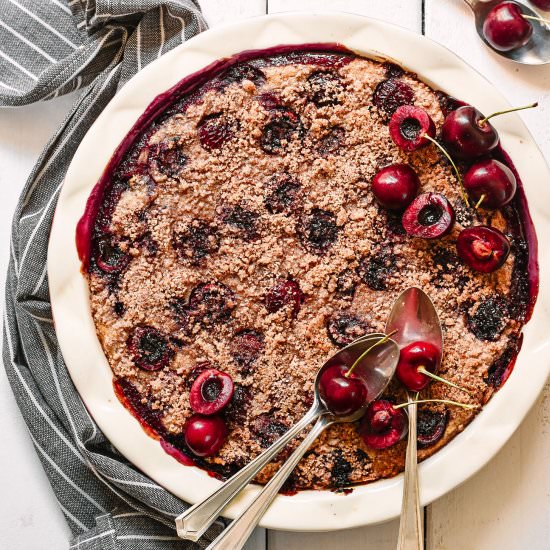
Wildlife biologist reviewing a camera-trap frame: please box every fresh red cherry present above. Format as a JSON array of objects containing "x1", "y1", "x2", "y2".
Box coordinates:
[
  {"x1": 189, "y1": 369, "x2": 234, "y2": 415},
  {"x1": 402, "y1": 193, "x2": 455, "y2": 239},
  {"x1": 464, "y1": 159, "x2": 517, "y2": 209},
  {"x1": 318, "y1": 364, "x2": 369, "y2": 416},
  {"x1": 396, "y1": 341, "x2": 441, "y2": 392},
  {"x1": 441, "y1": 106, "x2": 499, "y2": 160},
  {"x1": 359, "y1": 399, "x2": 408, "y2": 449},
  {"x1": 184, "y1": 414, "x2": 227, "y2": 457},
  {"x1": 371, "y1": 163, "x2": 420, "y2": 210},
  {"x1": 530, "y1": 0, "x2": 550, "y2": 9},
  {"x1": 389, "y1": 105, "x2": 436, "y2": 152},
  {"x1": 483, "y1": 2, "x2": 533, "y2": 51},
  {"x1": 457, "y1": 226, "x2": 511, "y2": 273}
]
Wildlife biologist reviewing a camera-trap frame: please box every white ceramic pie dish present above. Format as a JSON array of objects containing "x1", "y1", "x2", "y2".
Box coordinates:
[{"x1": 48, "y1": 11, "x2": 550, "y2": 531}]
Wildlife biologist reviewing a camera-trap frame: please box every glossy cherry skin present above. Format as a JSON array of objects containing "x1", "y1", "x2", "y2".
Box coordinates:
[
  {"x1": 530, "y1": 0, "x2": 550, "y2": 9},
  {"x1": 184, "y1": 414, "x2": 227, "y2": 457},
  {"x1": 441, "y1": 106, "x2": 499, "y2": 160},
  {"x1": 402, "y1": 193, "x2": 455, "y2": 239},
  {"x1": 483, "y1": 2, "x2": 533, "y2": 52},
  {"x1": 318, "y1": 364, "x2": 369, "y2": 417},
  {"x1": 389, "y1": 105, "x2": 436, "y2": 152},
  {"x1": 396, "y1": 341, "x2": 441, "y2": 392},
  {"x1": 464, "y1": 159, "x2": 517, "y2": 209},
  {"x1": 189, "y1": 369, "x2": 234, "y2": 415},
  {"x1": 371, "y1": 163, "x2": 420, "y2": 210},
  {"x1": 359, "y1": 399, "x2": 408, "y2": 450},
  {"x1": 457, "y1": 226, "x2": 511, "y2": 273}
]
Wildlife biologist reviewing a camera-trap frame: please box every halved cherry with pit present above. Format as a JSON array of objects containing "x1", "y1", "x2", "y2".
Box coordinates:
[
  {"x1": 189, "y1": 368, "x2": 234, "y2": 415},
  {"x1": 389, "y1": 105, "x2": 436, "y2": 152},
  {"x1": 457, "y1": 226, "x2": 511, "y2": 273},
  {"x1": 402, "y1": 193, "x2": 455, "y2": 239},
  {"x1": 359, "y1": 399, "x2": 408, "y2": 450}
]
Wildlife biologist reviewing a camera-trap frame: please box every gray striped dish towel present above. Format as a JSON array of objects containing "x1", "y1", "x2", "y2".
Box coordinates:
[{"x1": 1, "y1": 1, "x2": 227, "y2": 548}]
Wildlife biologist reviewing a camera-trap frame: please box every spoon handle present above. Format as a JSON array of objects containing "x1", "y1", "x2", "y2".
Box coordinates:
[
  {"x1": 175, "y1": 403, "x2": 322, "y2": 541},
  {"x1": 397, "y1": 401, "x2": 424, "y2": 550},
  {"x1": 205, "y1": 415, "x2": 332, "y2": 550}
]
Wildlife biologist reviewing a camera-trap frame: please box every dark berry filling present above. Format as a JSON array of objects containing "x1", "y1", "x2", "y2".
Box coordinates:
[
  {"x1": 357, "y1": 249, "x2": 396, "y2": 291},
  {"x1": 198, "y1": 113, "x2": 233, "y2": 150},
  {"x1": 127, "y1": 326, "x2": 173, "y2": 371},
  {"x1": 173, "y1": 219, "x2": 220, "y2": 264},
  {"x1": 148, "y1": 139, "x2": 186, "y2": 177},
  {"x1": 231, "y1": 329, "x2": 265, "y2": 372},
  {"x1": 417, "y1": 409, "x2": 448, "y2": 448},
  {"x1": 264, "y1": 278, "x2": 304, "y2": 316},
  {"x1": 317, "y1": 126, "x2": 345, "y2": 155},
  {"x1": 326, "y1": 313, "x2": 370, "y2": 347},
  {"x1": 300, "y1": 208, "x2": 339, "y2": 252},
  {"x1": 330, "y1": 450, "x2": 352, "y2": 491},
  {"x1": 251, "y1": 413, "x2": 289, "y2": 448},
  {"x1": 221, "y1": 63, "x2": 265, "y2": 87},
  {"x1": 222, "y1": 204, "x2": 259, "y2": 240},
  {"x1": 264, "y1": 175, "x2": 302, "y2": 215},
  {"x1": 373, "y1": 78, "x2": 414, "y2": 116},
  {"x1": 260, "y1": 107, "x2": 303, "y2": 153},
  {"x1": 306, "y1": 70, "x2": 343, "y2": 107},
  {"x1": 466, "y1": 296, "x2": 509, "y2": 341},
  {"x1": 335, "y1": 268, "x2": 357, "y2": 298},
  {"x1": 95, "y1": 236, "x2": 130, "y2": 274}
]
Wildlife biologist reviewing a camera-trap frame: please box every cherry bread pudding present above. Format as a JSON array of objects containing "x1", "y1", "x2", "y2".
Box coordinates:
[{"x1": 77, "y1": 45, "x2": 537, "y2": 493}]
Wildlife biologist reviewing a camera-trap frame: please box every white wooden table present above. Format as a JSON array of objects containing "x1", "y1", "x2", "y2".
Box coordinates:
[{"x1": 1, "y1": 1, "x2": 549, "y2": 548}]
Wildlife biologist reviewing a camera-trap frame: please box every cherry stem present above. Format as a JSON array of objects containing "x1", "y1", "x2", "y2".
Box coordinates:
[
  {"x1": 345, "y1": 330, "x2": 398, "y2": 378},
  {"x1": 394, "y1": 398, "x2": 478, "y2": 411},
  {"x1": 417, "y1": 366, "x2": 474, "y2": 396},
  {"x1": 479, "y1": 102, "x2": 538, "y2": 126},
  {"x1": 422, "y1": 133, "x2": 469, "y2": 206},
  {"x1": 475, "y1": 194, "x2": 485, "y2": 209},
  {"x1": 522, "y1": 14, "x2": 550, "y2": 25}
]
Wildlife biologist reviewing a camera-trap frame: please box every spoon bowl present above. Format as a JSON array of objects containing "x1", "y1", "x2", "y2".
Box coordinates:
[
  {"x1": 385, "y1": 287, "x2": 443, "y2": 550},
  {"x1": 465, "y1": 0, "x2": 550, "y2": 64}
]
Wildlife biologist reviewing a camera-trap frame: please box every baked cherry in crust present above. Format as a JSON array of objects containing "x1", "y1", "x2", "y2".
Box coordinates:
[
  {"x1": 177, "y1": 282, "x2": 237, "y2": 327},
  {"x1": 457, "y1": 226, "x2": 511, "y2": 273},
  {"x1": 371, "y1": 163, "x2": 420, "y2": 210},
  {"x1": 189, "y1": 369, "x2": 234, "y2": 415},
  {"x1": 306, "y1": 70, "x2": 344, "y2": 107},
  {"x1": 148, "y1": 139, "x2": 187, "y2": 177},
  {"x1": 389, "y1": 105, "x2": 436, "y2": 152},
  {"x1": 396, "y1": 341, "x2": 441, "y2": 392},
  {"x1": 184, "y1": 414, "x2": 227, "y2": 457},
  {"x1": 464, "y1": 159, "x2": 517, "y2": 209},
  {"x1": 417, "y1": 409, "x2": 448, "y2": 448},
  {"x1": 127, "y1": 326, "x2": 173, "y2": 371},
  {"x1": 95, "y1": 236, "x2": 129, "y2": 273},
  {"x1": 402, "y1": 193, "x2": 455, "y2": 239},
  {"x1": 260, "y1": 107, "x2": 303, "y2": 153},
  {"x1": 231, "y1": 329, "x2": 264, "y2": 371},
  {"x1": 198, "y1": 113, "x2": 233, "y2": 150},
  {"x1": 326, "y1": 313, "x2": 370, "y2": 347},
  {"x1": 359, "y1": 399, "x2": 408, "y2": 450},
  {"x1": 173, "y1": 219, "x2": 220, "y2": 264},
  {"x1": 357, "y1": 248, "x2": 396, "y2": 291},
  {"x1": 373, "y1": 78, "x2": 415, "y2": 116},
  {"x1": 300, "y1": 208, "x2": 339, "y2": 252},
  {"x1": 318, "y1": 364, "x2": 369, "y2": 416},
  {"x1": 264, "y1": 279, "x2": 304, "y2": 316}
]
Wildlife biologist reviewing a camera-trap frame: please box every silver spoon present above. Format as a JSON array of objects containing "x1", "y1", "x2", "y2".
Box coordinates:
[
  {"x1": 386, "y1": 288, "x2": 443, "y2": 550},
  {"x1": 176, "y1": 333, "x2": 399, "y2": 545},
  {"x1": 464, "y1": 0, "x2": 550, "y2": 64}
]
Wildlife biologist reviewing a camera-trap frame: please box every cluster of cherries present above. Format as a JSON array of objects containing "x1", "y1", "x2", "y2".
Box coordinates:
[
  {"x1": 184, "y1": 368, "x2": 235, "y2": 457},
  {"x1": 318, "y1": 338, "x2": 470, "y2": 450},
  {"x1": 372, "y1": 98, "x2": 533, "y2": 273},
  {"x1": 483, "y1": 1, "x2": 550, "y2": 52}
]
